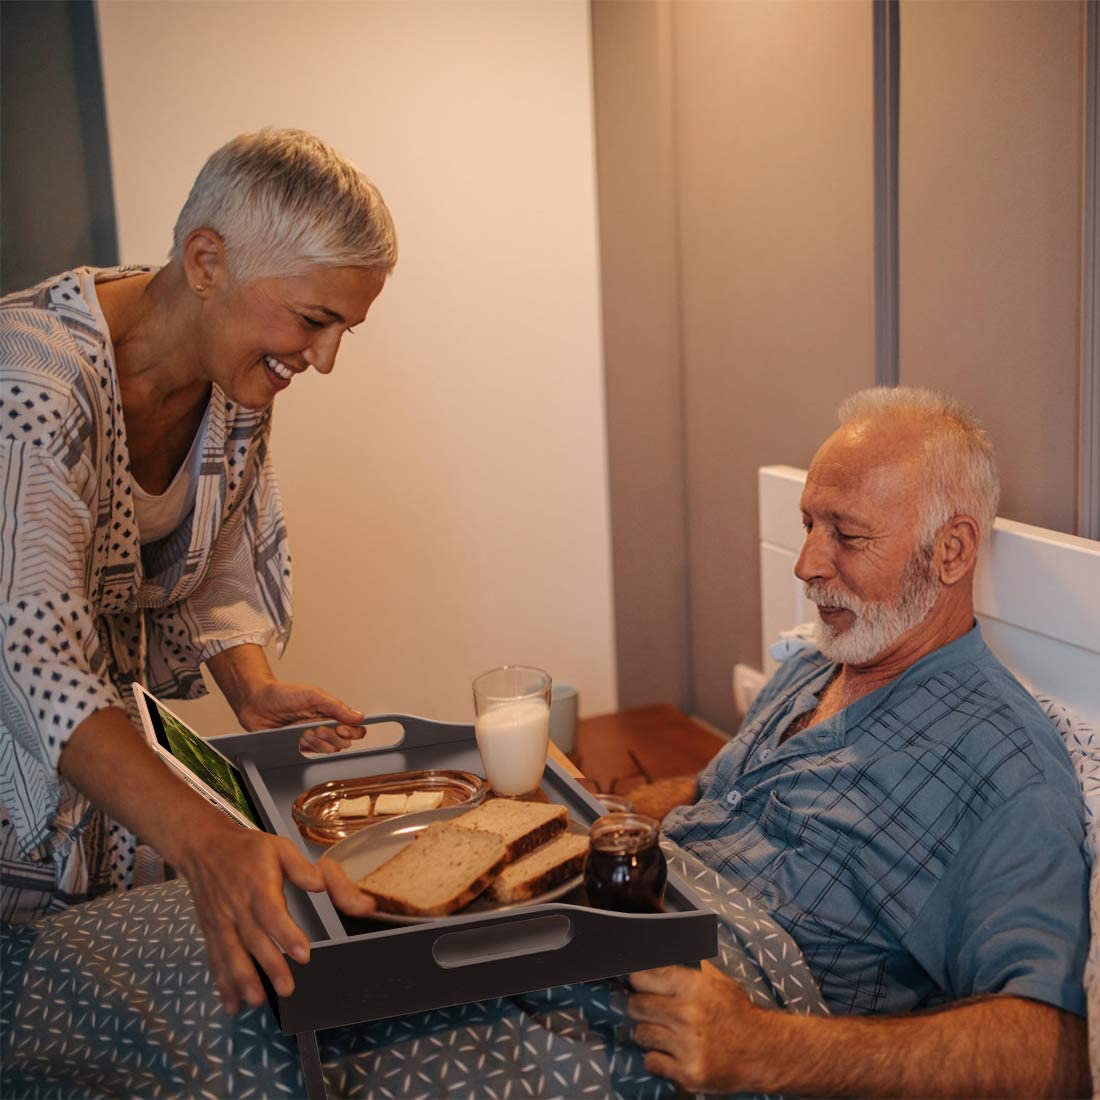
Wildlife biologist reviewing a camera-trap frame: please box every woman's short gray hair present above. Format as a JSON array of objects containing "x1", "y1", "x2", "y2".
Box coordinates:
[
  {"x1": 837, "y1": 386, "x2": 1000, "y2": 544},
  {"x1": 171, "y1": 128, "x2": 397, "y2": 282}
]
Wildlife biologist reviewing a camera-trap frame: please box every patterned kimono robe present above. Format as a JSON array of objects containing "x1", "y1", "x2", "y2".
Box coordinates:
[{"x1": 0, "y1": 268, "x2": 293, "y2": 921}]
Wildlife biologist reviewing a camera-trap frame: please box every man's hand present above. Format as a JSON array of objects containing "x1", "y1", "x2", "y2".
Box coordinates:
[
  {"x1": 629, "y1": 964, "x2": 1091, "y2": 1099},
  {"x1": 626, "y1": 776, "x2": 698, "y2": 822},
  {"x1": 180, "y1": 817, "x2": 376, "y2": 1013},
  {"x1": 236, "y1": 678, "x2": 367, "y2": 753},
  {"x1": 628, "y1": 962, "x2": 766, "y2": 1094}
]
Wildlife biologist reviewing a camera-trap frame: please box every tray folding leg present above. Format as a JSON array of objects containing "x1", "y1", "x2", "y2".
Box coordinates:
[{"x1": 296, "y1": 1029, "x2": 328, "y2": 1100}]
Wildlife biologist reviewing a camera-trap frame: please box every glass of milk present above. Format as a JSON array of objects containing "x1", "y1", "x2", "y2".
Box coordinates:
[{"x1": 472, "y1": 666, "x2": 552, "y2": 797}]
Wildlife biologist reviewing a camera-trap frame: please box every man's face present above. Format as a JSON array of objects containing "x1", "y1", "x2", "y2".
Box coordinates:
[{"x1": 794, "y1": 425, "x2": 942, "y2": 666}]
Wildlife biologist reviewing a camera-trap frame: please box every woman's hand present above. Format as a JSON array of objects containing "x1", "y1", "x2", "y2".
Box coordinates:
[
  {"x1": 58, "y1": 707, "x2": 377, "y2": 1014},
  {"x1": 180, "y1": 816, "x2": 376, "y2": 1013},
  {"x1": 236, "y1": 678, "x2": 368, "y2": 753},
  {"x1": 206, "y1": 645, "x2": 367, "y2": 752}
]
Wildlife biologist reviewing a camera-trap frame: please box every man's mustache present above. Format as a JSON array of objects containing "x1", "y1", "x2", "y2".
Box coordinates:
[{"x1": 804, "y1": 583, "x2": 862, "y2": 614}]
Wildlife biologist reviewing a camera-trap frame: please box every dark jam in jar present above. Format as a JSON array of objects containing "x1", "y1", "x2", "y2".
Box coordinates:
[{"x1": 584, "y1": 812, "x2": 667, "y2": 913}]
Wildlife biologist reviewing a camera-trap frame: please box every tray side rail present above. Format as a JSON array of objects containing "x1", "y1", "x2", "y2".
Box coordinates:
[
  {"x1": 207, "y1": 713, "x2": 476, "y2": 769},
  {"x1": 275, "y1": 902, "x2": 718, "y2": 1034}
]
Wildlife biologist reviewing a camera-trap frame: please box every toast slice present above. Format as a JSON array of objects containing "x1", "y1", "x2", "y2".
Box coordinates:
[
  {"x1": 450, "y1": 799, "x2": 568, "y2": 860},
  {"x1": 357, "y1": 822, "x2": 507, "y2": 917},
  {"x1": 489, "y1": 832, "x2": 590, "y2": 903}
]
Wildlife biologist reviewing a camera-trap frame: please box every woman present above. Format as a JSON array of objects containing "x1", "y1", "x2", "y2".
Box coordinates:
[{"x1": 0, "y1": 128, "x2": 390, "y2": 1013}]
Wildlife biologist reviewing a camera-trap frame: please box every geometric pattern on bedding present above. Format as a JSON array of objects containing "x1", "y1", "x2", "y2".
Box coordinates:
[
  {"x1": 0, "y1": 869, "x2": 823, "y2": 1099},
  {"x1": 1029, "y1": 694, "x2": 1100, "y2": 1094}
]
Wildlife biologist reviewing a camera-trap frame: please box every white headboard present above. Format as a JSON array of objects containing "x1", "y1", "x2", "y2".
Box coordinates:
[{"x1": 758, "y1": 465, "x2": 1100, "y2": 727}]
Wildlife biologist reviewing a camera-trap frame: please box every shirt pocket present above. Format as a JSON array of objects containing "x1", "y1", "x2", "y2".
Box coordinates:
[{"x1": 759, "y1": 788, "x2": 838, "y2": 856}]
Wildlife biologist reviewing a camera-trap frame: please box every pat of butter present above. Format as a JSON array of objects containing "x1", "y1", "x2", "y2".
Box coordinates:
[
  {"x1": 407, "y1": 790, "x2": 444, "y2": 813},
  {"x1": 374, "y1": 793, "x2": 409, "y2": 815},
  {"x1": 339, "y1": 793, "x2": 373, "y2": 817}
]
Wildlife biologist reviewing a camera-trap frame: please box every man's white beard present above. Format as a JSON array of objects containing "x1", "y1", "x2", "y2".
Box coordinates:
[{"x1": 806, "y1": 547, "x2": 941, "y2": 666}]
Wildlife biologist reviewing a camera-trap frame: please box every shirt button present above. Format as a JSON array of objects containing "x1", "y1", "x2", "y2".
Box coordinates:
[
  {"x1": 758, "y1": 748, "x2": 772, "y2": 763},
  {"x1": 725, "y1": 790, "x2": 743, "y2": 809}
]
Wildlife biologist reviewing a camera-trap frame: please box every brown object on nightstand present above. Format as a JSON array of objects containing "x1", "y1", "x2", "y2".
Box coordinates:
[{"x1": 573, "y1": 704, "x2": 727, "y2": 797}]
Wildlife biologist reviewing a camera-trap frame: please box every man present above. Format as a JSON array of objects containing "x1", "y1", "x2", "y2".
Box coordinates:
[{"x1": 627, "y1": 387, "x2": 1090, "y2": 1097}]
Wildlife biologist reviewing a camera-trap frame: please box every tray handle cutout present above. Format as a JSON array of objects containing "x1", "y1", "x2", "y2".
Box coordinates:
[
  {"x1": 432, "y1": 914, "x2": 574, "y2": 969},
  {"x1": 298, "y1": 719, "x2": 405, "y2": 760}
]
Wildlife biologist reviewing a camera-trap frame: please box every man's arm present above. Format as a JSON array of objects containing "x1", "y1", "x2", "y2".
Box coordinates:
[
  {"x1": 626, "y1": 775, "x2": 698, "y2": 821},
  {"x1": 628, "y1": 962, "x2": 1090, "y2": 1098}
]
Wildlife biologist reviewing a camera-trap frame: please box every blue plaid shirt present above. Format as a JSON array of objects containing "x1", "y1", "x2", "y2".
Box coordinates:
[{"x1": 664, "y1": 625, "x2": 1089, "y2": 1017}]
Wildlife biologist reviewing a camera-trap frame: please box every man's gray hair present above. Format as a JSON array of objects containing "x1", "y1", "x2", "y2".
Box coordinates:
[
  {"x1": 171, "y1": 128, "x2": 397, "y2": 282},
  {"x1": 837, "y1": 386, "x2": 1000, "y2": 543}
]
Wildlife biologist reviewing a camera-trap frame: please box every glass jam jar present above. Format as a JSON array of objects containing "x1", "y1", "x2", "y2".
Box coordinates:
[{"x1": 584, "y1": 812, "x2": 667, "y2": 913}]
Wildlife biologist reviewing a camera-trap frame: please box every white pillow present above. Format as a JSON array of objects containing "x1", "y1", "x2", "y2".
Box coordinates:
[
  {"x1": 1029, "y1": 693, "x2": 1100, "y2": 1090},
  {"x1": 1031, "y1": 694, "x2": 1100, "y2": 864}
]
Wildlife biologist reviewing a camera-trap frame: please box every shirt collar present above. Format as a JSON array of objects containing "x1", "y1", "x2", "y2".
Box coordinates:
[
  {"x1": 760, "y1": 621, "x2": 986, "y2": 758},
  {"x1": 827, "y1": 620, "x2": 986, "y2": 738}
]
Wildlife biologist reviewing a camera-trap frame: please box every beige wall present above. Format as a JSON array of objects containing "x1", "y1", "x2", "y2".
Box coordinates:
[
  {"x1": 594, "y1": 0, "x2": 876, "y2": 732},
  {"x1": 96, "y1": 0, "x2": 617, "y2": 733},
  {"x1": 591, "y1": 0, "x2": 689, "y2": 710},
  {"x1": 594, "y1": 0, "x2": 1090, "y2": 734},
  {"x1": 676, "y1": 0, "x2": 876, "y2": 731},
  {"x1": 899, "y1": 0, "x2": 1083, "y2": 532}
]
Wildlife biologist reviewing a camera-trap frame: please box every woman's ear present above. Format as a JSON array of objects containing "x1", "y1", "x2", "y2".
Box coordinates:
[
  {"x1": 937, "y1": 514, "x2": 981, "y2": 586},
  {"x1": 181, "y1": 228, "x2": 228, "y2": 295}
]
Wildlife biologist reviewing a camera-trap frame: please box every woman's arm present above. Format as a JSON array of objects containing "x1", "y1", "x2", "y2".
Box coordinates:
[{"x1": 58, "y1": 706, "x2": 375, "y2": 1012}]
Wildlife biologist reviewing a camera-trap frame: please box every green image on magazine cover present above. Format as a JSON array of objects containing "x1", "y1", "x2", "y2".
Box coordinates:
[{"x1": 156, "y1": 705, "x2": 258, "y2": 826}]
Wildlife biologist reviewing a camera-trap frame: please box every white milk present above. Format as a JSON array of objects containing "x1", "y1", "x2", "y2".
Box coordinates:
[{"x1": 475, "y1": 698, "x2": 551, "y2": 796}]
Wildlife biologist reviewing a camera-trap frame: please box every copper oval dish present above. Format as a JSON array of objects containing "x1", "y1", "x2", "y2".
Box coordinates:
[{"x1": 293, "y1": 768, "x2": 487, "y2": 845}]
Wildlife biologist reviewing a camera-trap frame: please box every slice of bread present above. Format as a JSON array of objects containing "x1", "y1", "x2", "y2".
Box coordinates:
[
  {"x1": 489, "y1": 832, "x2": 590, "y2": 903},
  {"x1": 450, "y1": 800, "x2": 567, "y2": 860},
  {"x1": 358, "y1": 822, "x2": 507, "y2": 917}
]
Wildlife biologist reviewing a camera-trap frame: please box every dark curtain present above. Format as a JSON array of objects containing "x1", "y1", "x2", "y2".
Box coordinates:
[{"x1": 1, "y1": 0, "x2": 119, "y2": 295}]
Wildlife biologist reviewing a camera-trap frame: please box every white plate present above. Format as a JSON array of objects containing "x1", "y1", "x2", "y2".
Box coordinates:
[{"x1": 324, "y1": 814, "x2": 589, "y2": 925}]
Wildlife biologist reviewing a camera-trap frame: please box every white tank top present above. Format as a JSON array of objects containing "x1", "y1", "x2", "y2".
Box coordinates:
[
  {"x1": 81, "y1": 269, "x2": 211, "y2": 545},
  {"x1": 130, "y1": 400, "x2": 210, "y2": 543}
]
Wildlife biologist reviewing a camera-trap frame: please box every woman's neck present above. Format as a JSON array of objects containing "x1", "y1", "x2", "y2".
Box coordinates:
[{"x1": 98, "y1": 264, "x2": 209, "y2": 413}]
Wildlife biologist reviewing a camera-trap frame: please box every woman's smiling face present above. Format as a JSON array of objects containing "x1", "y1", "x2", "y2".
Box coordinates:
[{"x1": 197, "y1": 265, "x2": 387, "y2": 409}]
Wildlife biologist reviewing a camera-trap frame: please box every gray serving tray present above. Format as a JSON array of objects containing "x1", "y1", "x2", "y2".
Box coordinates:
[{"x1": 207, "y1": 714, "x2": 717, "y2": 1100}]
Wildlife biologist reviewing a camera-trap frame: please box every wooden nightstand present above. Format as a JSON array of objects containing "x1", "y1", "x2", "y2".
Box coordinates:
[{"x1": 568, "y1": 703, "x2": 727, "y2": 796}]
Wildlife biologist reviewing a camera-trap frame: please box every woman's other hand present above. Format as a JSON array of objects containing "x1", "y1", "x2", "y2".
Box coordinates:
[
  {"x1": 238, "y1": 679, "x2": 367, "y2": 753},
  {"x1": 207, "y1": 644, "x2": 366, "y2": 752}
]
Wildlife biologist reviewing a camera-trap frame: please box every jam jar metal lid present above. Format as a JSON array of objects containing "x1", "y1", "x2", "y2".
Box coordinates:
[{"x1": 589, "y1": 811, "x2": 660, "y2": 854}]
